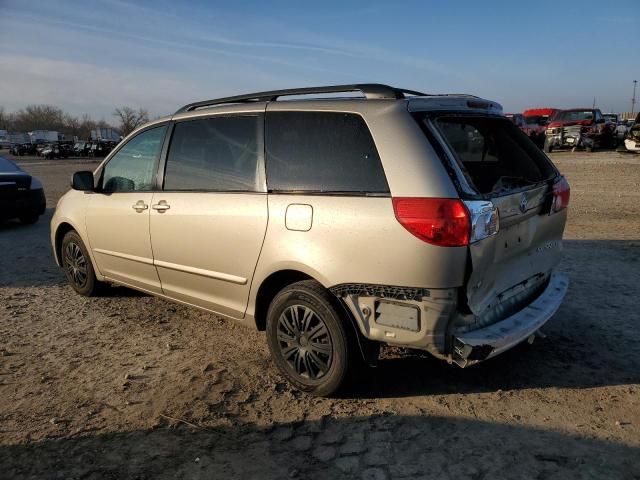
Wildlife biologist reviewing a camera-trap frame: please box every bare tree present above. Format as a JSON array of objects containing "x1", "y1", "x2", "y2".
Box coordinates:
[
  {"x1": 113, "y1": 106, "x2": 149, "y2": 137},
  {"x1": 0, "y1": 106, "x2": 7, "y2": 130},
  {"x1": 63, "y1": 114, "x2": 80, "y2": 137},
  {"x1": 11, "y1": 104, "x2": 66, "y2": 132}
]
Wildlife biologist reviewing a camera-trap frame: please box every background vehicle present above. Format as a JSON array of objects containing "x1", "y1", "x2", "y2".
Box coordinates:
[
  {"x1": 73, "y1": 141, "x2": 90, "y2": 156},
  {"x1": 51, "y1": 84, "x2": 569, "y2": 396},
  {"x1": 41, "y1": 144, "x2": 65, "y2": 159},
  {"x1": 35, "y1": 142, "x2": 50, "y2": 156},
  {"x1": 88, "y1": 140, "x2": 117, "y2": 158},
  {"x1": 624, "y1": 113, "x2": 640, "y2": 153},
  {"x1": 10, "y1": 143, "x2": 37, "y2": 156},
  {"x1": 0, "y1": 155, "x2": 46, "y2": 224},
  {"x1": 507, "y1": 109, "x2": 558, "y2": 149},
  {"x1": 505, "y1": 113, "x2": 525, "y2": 127},
  {"x1": 59, "y1": 143, "x2": 73, "y2": 158},
  {"x1": 616, "y1": 118, "x2": 635, "y2": 141},
  {"x1": 544, "y1": 108, "x2": 615, "y2": 152},
  {"x1": 522, "y1": 108, "x2": 558, "y2": 148}
]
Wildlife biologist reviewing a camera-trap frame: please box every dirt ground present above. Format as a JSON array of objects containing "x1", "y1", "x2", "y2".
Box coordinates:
[{"x1": 1, "y1": 151, "x2": 639, "y2": 479}]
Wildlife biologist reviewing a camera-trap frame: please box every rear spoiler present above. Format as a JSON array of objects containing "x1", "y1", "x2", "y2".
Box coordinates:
[{"x1": 408, "y1": 96, "x2": 503, "y2": 115}]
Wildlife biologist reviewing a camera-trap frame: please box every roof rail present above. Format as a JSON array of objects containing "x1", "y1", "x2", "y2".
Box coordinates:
[{"x1": 174, "y1": 83, "x2": 428, "y2": 114}]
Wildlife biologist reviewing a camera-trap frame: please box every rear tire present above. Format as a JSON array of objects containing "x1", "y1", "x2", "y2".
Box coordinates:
[
  {"x1": 266, "y1": 280, "x2": 353, "y2": 397},
  {"x1": 61, "y1": 231, "x2": 101, "y2": 296}
]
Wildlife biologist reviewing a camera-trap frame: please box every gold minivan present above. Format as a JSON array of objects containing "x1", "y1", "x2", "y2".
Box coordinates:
[{"x1": 51, "y1": 84, "x2": 570, "y2": 396}]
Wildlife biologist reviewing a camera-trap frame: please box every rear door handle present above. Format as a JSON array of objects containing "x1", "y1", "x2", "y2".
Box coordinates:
[
  {"x1": 132, "y1": 200, "x2": 148, "y2": 213},
  {"x1": 152, "y1": 200, "x2": 170, "y2": 212}
]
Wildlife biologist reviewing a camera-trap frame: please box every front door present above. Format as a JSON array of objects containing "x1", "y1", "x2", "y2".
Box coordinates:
[
  {"x1": 86, "y1": 124, "x2": 168, "y2": 293},
  {"x1": 149, "y1": 114, "x2": 267, "y2": 318}
]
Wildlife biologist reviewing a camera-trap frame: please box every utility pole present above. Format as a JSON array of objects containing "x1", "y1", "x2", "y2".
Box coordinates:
[
  {"x1": 632, "y1": 80, "x2": 638, "y2": 115},
  {"x1": 592, "y1": 97, "x2": 596, "y2": 109}
]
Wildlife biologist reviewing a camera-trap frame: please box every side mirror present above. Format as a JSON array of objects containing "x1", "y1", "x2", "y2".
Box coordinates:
[{"x1": 71, "y1": 171, "x2": 95, "y2": 191}]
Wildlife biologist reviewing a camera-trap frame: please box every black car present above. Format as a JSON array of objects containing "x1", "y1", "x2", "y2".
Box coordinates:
[
  {"x1": 10, "y1": 143, "x2": 37, "y2": 156},
  {"x1": 0, "y1": 156, "x2": 46, "y2": 224}
]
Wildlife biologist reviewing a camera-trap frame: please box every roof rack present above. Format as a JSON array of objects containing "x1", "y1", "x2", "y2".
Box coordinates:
[{"x1": 174, "y1": 83, "x2": 428, "y2": 114}]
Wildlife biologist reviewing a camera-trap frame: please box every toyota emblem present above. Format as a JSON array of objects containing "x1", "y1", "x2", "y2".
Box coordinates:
[{"x1": 519, "y1": 195, "x2": 527, "y2": 213}]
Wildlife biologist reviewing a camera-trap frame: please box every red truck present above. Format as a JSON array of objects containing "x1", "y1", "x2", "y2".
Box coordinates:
[{"x1": 544, "y1": 108, "x2": 616, "y2": 152}]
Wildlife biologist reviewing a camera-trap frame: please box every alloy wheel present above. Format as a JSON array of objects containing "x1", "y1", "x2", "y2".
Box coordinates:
[
  {"x1": 276, "y1": 305, "x2": 333, "y2": 380},
  {"x1": 64, "y1": 242, "x2": 88, "y2": 288}
]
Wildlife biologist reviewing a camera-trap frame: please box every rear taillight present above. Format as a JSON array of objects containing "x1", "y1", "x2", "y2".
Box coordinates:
[
  {"x1": 551, "y1": 176, "x2": 570, "y2": 213},
  {"x1": 392, "y1": 198, "x2": 470, "y2": 247}
]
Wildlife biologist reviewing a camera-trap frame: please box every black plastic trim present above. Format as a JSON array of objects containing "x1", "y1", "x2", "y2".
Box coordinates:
[{"x1": 330, "y1": 283, "x2": 431, "y2": 302}]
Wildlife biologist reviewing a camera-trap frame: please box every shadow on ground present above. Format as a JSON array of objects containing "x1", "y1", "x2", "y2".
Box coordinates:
[{"x1": 1, "y1": 415, "x2": 637, "y2": 479}]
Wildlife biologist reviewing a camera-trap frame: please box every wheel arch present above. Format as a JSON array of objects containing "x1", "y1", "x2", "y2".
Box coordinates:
[
  {"x1": 53, "y1": 221, "x2": 102, "y2": 281},
  {"x1": 251, "y1": 269, "x2": 378, "y2": 365},
  {"x1": 54, "y1": 222, "x2": 76, "y2": 266},
  {"x1": 253, "y1": 269, "x2": 313, "y2": 331}
]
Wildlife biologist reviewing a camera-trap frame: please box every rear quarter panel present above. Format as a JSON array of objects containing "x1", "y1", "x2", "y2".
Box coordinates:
[{"x1": 247, "y1": 195, "x2": 468, "y2": 318}]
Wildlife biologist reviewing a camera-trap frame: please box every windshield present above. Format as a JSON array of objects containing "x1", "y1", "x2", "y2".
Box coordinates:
[
  {"x1": 524, "y1": 116, "x2": 547, "y2": 125},
  {"x1": 603, "y1": 115, "x2": 617, "y2": 123},
  {"x1": 555, "y1": 110, "x2": 594, "y2": 122}
]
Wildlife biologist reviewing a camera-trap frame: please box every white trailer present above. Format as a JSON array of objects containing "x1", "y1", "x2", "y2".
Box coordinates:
[
  {"x1": 29, "y1": 130, "x2": 59, "y2": 143},
  {"x1": 90, "y1": 128, "x2": 120, "y2": 141}
]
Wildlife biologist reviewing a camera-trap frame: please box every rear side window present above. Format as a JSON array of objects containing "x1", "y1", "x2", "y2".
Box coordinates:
[
  {"x1": 432, "y1": 116, "x2": 555, "y2": 194},
  {"x1": 164, "y1": 116, "x2": 259, "y2": 191},
  {"x1": 266, "y1": 112, "x2": 388, "y2": 193}
]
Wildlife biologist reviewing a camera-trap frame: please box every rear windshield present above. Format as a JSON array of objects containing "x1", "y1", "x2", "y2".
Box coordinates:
[{"x1": 427, "y1": 115, "x2": 556, "y2": 195}]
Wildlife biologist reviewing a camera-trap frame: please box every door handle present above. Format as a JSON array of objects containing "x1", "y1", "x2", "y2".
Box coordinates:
[
  {"x1": 152, "y1": 200, "x2": 170, "y2": 212},
  {"x1": 132, "y1": 200, "x2": 148, "y2": 213}
]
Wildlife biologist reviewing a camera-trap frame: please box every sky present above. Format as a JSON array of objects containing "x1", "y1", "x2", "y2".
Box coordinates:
[{"x1": 0, "y1": 0, "x2": 638, "y2": 120}]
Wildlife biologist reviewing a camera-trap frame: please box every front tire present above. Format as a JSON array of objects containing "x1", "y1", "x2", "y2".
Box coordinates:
[
  {"x1": 266, "y1": 280, "x2": 353, "y2": 397},
  {"x1": 61, "y1": 231, "x2": 101, "y2": 296}
]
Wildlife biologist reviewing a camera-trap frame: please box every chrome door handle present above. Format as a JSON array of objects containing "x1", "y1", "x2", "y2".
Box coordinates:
[
  {"x1": 152, "y1": 200, "x2": 170, "y2": 212},
  {"x1": 132, "y1": 200, "x2": 148, "y2": 213}
]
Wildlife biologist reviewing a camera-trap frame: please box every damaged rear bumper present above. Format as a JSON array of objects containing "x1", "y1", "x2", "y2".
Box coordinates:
[{"x1": 452, "y1": 272, "x2": 569, "y2": 367}]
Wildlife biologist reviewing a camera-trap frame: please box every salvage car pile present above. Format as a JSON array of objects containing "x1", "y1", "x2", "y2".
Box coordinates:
[{"x1": 506, "y1": 108, "x2": 639, "y2": 154}]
